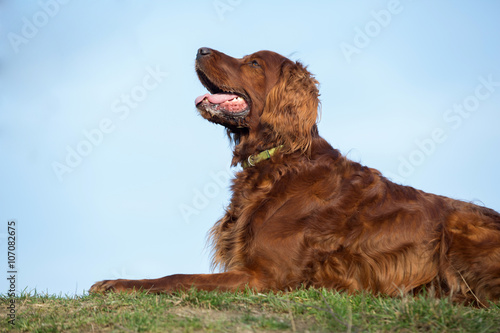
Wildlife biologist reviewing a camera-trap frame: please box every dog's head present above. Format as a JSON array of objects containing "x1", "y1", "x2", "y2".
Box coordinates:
[{"x1": 195, "y1": 47, "x2": 319, "y2": 155}]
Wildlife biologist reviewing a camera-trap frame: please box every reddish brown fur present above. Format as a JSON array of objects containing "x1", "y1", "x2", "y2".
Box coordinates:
[{"x1": 90, "y1": 48, "x2": 500, "y2": 305}]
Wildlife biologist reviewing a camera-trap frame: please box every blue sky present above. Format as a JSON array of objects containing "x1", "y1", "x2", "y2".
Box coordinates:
[{"x1": 1, "y1": 0, "x2": 499, "y2": 296}]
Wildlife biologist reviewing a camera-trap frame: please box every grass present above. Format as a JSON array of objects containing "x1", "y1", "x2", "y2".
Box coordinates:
[{"x1": 1, "y1": 288, "x2": 499, "y2": 332}]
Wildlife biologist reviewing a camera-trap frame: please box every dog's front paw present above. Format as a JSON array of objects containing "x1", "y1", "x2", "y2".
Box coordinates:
[{"x1": 89, "y1": 279, "x2": 131, "y2": 294}]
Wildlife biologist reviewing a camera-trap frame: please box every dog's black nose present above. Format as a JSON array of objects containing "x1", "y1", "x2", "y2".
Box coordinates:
[{"x1": 197, "y1": 47, "x2": 212, "y2": 60}]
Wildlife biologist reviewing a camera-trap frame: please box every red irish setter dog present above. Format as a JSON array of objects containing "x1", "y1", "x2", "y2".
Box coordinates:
[{"x1": 91, "y1": 48, "x2": 500, "y2": 305}]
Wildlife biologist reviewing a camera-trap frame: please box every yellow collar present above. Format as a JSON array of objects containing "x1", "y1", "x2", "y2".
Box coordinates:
[{"x1": 241, "y1": 146, "x2": 283, "y2": 169}]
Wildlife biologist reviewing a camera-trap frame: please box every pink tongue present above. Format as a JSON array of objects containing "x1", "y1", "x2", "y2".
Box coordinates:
[{"x1": 195, "y1": 93, "x2": 239, "y2": 106}]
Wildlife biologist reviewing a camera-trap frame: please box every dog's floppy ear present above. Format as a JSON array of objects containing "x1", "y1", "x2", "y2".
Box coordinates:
[{"x1": 261, "y1": 60, "x2": 320, "y2": 155}]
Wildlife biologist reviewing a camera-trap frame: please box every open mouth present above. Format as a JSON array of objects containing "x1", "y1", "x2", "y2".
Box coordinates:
[{"x1": 195, "y1": 70, "x2": 250, "y2": 117}]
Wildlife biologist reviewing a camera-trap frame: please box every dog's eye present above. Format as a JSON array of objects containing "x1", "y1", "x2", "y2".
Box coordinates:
[{"x1": 249, "y1": 60, "x2": 261, "y2": 68}]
